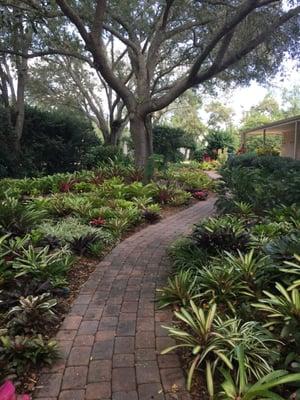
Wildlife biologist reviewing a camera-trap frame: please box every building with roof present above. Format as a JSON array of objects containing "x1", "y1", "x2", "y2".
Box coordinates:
[{"x1": 241, "y1": 115, "x2": 300, "y2": 160}]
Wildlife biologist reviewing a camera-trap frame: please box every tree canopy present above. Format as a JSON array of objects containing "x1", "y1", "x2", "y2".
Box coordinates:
[{"x1": 0, "y1": 0, "x2": 299, "y2": 170}]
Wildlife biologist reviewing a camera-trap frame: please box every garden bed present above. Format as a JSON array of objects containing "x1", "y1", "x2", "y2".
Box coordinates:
[
  {"x1": 158, "y1": 154, "x2": 300, "y2": 399},
  {"x1": 0, "y1": 161, "x2": 214, "y2": 393}
]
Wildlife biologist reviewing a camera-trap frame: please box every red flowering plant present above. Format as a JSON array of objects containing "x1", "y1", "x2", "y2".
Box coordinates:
[
  {"x1": 192, "y1": 190, "x2": 208, "y2": 201},
  {"x1": 59, "y1": 179, "x2": 78, "y2": 193},
  {"x1": 90, "y1": 217, "x2": 106, "y2": 227}
]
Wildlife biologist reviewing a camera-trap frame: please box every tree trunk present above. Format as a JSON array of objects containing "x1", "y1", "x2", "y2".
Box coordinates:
[
  {"x1": 108, "y1": 120, "x2": 123, "y2": 146},
  {"x1": 130, "y1": 114, "x2": 153, "y2": 168},
  {"x1": 13, "y1": 57, "x2": 28, "y2": 153}
]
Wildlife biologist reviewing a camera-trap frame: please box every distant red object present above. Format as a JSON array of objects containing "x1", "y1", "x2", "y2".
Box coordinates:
[
  {"x1": 90, "y1": 217, "x2": 106, "y2": 227},
  {"x1": 237, "y1": 144, "x2": 246, "y2": 154},
  {"x1": 193, "y1": 191, "x2": 208, "y2": 201},
  {"x1": 0, "y1": 381, "x2": 30, "y2": 400},
  {"x1": 203, "y1": 155, "x2": 211, "y2": 162},
  {"x1": 59, "y1": 182, "x2": 72, "y2": 192}
]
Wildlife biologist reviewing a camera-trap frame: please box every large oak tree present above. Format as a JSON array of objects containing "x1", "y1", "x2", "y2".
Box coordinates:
[{"x1": 2, "y1": 0, "x2": 300, "y2": 167}]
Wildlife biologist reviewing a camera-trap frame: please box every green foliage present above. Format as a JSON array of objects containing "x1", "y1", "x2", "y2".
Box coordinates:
[
  {"x1": 36, "y1": 217, "x2": 114, "y2": 245},
  {"x1": 197, "y1": 262, "x2": 253, "y2": 311},
  {"x1": 217, "y1": 155, "x2": 300, "y2": 212},
  {"x1": 157, "y1": 270, "x2": 201, "y2": 308},
  {"x1": 264, "y1": 233, "x2": 300, "y2": 262},
  {"x1": 12, "y1": 246, "x2": 73, "y2": 287},
  {"x1": 165, "y1": 164, "x2": 213, "y2": 190},
  {"x1": 0, "y1": 106, "x2": 102, "y2": 178},
  {"x1": 81, "y1": 145, "x2": 130, "y2": 170},
  {"x1": 168, "y1": 237, "x2": 209, "y2": 272},
  {"x1": 224, "y1": 250, "x2": 272, "y2": 289},
  {"x1": 191, "y1": 216, "x2": 250, "y2": 255},
  {"x1": 153, "y1": 125, "x2": 196, "y2": 164},
  {"x1": 219, "y1": 345, "x2": 300, "y2": 400},
  {"x1": 203, "y1": 130, "x2": 237, "y2": 158},
  {"x1": 0, "y1": 334, "x2": 59, "y2": 375},
  {"x1": 161, "y1": 302, "x2": 234, "y2": 395},
  {"x1": 0, "y1": 194, "x2": 47, "y2": 235},
  {"x1": 252, "y1": 283, "x2": 300, "y2": 341},
  {"x1": 6, "y1": 293, "x2": 57, "y2": 334},
  {"x1": 68, "y1": 233, "x2": 101, "y2": 256}
]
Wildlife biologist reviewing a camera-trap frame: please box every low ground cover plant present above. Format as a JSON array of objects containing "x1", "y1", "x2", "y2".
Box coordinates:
[
  {"x1": 0, "y1": 160, "x2": 212, "y2": 389},
  {"x1": 160, "y1": 154, "x2": 300, "y2": 399}
]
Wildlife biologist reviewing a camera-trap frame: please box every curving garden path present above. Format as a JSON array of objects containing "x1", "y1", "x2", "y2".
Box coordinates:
[{"x1": 34, "y1": 198, "x2": 215, "y2": 400}]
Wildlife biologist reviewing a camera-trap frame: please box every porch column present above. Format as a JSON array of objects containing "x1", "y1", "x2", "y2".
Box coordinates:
[{"x1": 294, "y1": 121, "x2": 298, "y2": 160}]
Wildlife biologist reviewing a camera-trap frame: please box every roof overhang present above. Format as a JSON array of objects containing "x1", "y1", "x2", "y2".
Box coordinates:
[{"x1": 242, "y1": 115, "x2": 300, "y2": 136}]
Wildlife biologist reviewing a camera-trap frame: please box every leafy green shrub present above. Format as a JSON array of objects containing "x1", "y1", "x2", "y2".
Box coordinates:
[
  {"x1": 218, "y1": 155, "x2": 300, "y2": 212},
  {"x1": 219, "y1": 345, "x2": 300, "y2": 400},
  {"x1": 143, "y1": 210, "x2": 161, "y2": 224},
  {"x1": 191, "y1": 216, "x2": 250, "y2": 255},
  {"x1": 203, "y1": 129, "x2": 237, "y2": 159},
  {"x1": 104, "y1": 218, "x2": 131, "y2": 238},
  {"x1": 157, "y1": 270, "x2": 200, "y2": 308},
  {"x1": 161, "y1": 302, "x2": 233, "y2": 395},
  {"x1": 168, "y1": 237, "x2": 209, "y2": 272},
  {"x1": 6, "y1": 293, "x2": 57, "y2": 334},
  {"x1": 197, "y1": 262, "x2": 253, "y2": 311},
  {"x1": 224, "y1": 250, "x2": 272, "y2": 289},
  {"x1": 166, "y1": 164, "x2": 213, "y2": 190},
  {"x1": 12, "y1": 246, "x2": 73, "y2": 287},
  {"x1": 0, "y1": 334, "x2": 59, "y2": 375},
  {"x1": 0, "y1": 195, "x2": 47, "y2": 235},
  {"x1": 36, "y1": 217, "x2": 114, "y2": 246},
  {"x1": 252, "y1": 283, "x2": 300, "y2": 342},
  {"x1": 264, "y1": 233, "x2": 300, "y2": 262},
  {"x1": 19, "y1": 107, "x2": 100, "y2": 177},
  {"x1": 169, "y1": 190, "x2": 191, "y2": 206},
  {"x1": 162, "y1": 302, "x2": 279, "y2": 395},
  {"x1": 268, "y1": 203, "x2": 300, "y2": 229},
  {"x1": 153, "y1": 125, "x2": 196, "y2": 164},
  {"x1": 68, "y1": 233, "x2": 100, "y2": 256}
]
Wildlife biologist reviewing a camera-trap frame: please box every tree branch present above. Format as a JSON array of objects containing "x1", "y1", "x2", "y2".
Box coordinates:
[
  {"x1": 148, "y1": 4, "x2": 300, "y2": 114},
  {"x1": 0, "y1": 48, "x2": 94, "y2": 65},
  {"x1": 92, "y1": 0, "x2": 106, "y2": 35},
  {"x1": 188, "y1": 0, "x2": 268, "y2": 81},
  {"x1": 103, "y1": 23, "x2": 139, "y2": 53}
]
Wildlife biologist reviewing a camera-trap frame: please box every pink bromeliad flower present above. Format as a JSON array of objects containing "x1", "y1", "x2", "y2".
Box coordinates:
[{"x1": 0, "y1": 381, "x2": 30, "y2": 400}]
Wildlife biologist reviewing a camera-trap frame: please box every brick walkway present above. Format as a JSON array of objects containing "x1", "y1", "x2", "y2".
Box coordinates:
[{"x1": 34, "y1": 198, "x2": 215, "y2": 400}]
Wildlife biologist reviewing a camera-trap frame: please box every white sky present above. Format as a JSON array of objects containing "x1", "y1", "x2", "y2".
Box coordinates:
[{"x1": 203, "y1": 58, "x2": 300, "y2": 124}]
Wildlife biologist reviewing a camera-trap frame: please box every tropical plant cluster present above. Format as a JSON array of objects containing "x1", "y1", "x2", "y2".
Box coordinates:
[
  {"x1": 0, "y1": 160, "x2": 212, "y2": 385},
  {"x1": 159, "y1": 154, "x2": 300, "y2": 399}
]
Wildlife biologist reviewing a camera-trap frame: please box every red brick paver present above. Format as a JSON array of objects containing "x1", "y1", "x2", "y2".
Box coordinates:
[{"x1": 34, "y1": 199, "x2": 215, "y2": 399}]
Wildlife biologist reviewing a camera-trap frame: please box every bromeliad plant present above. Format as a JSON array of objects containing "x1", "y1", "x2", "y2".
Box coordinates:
[
  {"x1": 219, "y1": 345, "x2": 300, "y2": 400},
  {"x1": 223, "y1": 249, "x2": 272, "y2": 289},
  {"x1": 192, "y1": 215, "x2": 250, "y2": 255},
  {"x1": 197, "y1": 262, "x2": 253, "y2": 312},
  {"x1": 161, "y1": 302, "x2": 235, "y2": 397},
  {"x1": 156, "y1": 270, "x2": 201, "y2": 309},
  {"x1": 6, "y1": 293, "x2": 58, "y2": 334},
  {"x1": 0, "y1": 334, "x2": 59, "y2": 375},
  {"x1": 252, "y1": 283, "x2": 300, "y2": 342},
  {"x1": 12, "y1": 245, "x2": 73, "y2": 287}
]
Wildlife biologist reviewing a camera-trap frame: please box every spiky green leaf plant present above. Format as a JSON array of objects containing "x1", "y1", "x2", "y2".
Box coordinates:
[
  {"x1": 219, "y1": 345, "x2": 300, "y2": 400},
  {"x1": 156, "y1": 270, "x2": 201, "y2": 309}
]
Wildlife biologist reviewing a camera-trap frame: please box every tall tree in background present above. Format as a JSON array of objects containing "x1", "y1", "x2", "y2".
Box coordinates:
[
  {"x1": 282, "y1": 85, "x2": 300, "y2": 117},
  {"x1": 0, "y1": 6, "x2": 33, "y2": 151},
  {"x1": 241, "y1": 93, "x2": 282, "y2": 130},
  {"x1": 1, "y1": 1, "x2": 300, "y2": 169},
  {"x1": 205, "y1": 100, "x2": 235, "y2": 132},
  {"x1": 171, "y1": 90, "x2": 206, "y2": 142},
  {"x1": 27, "y1": 57, "x2": 127, "y2": 145}
]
